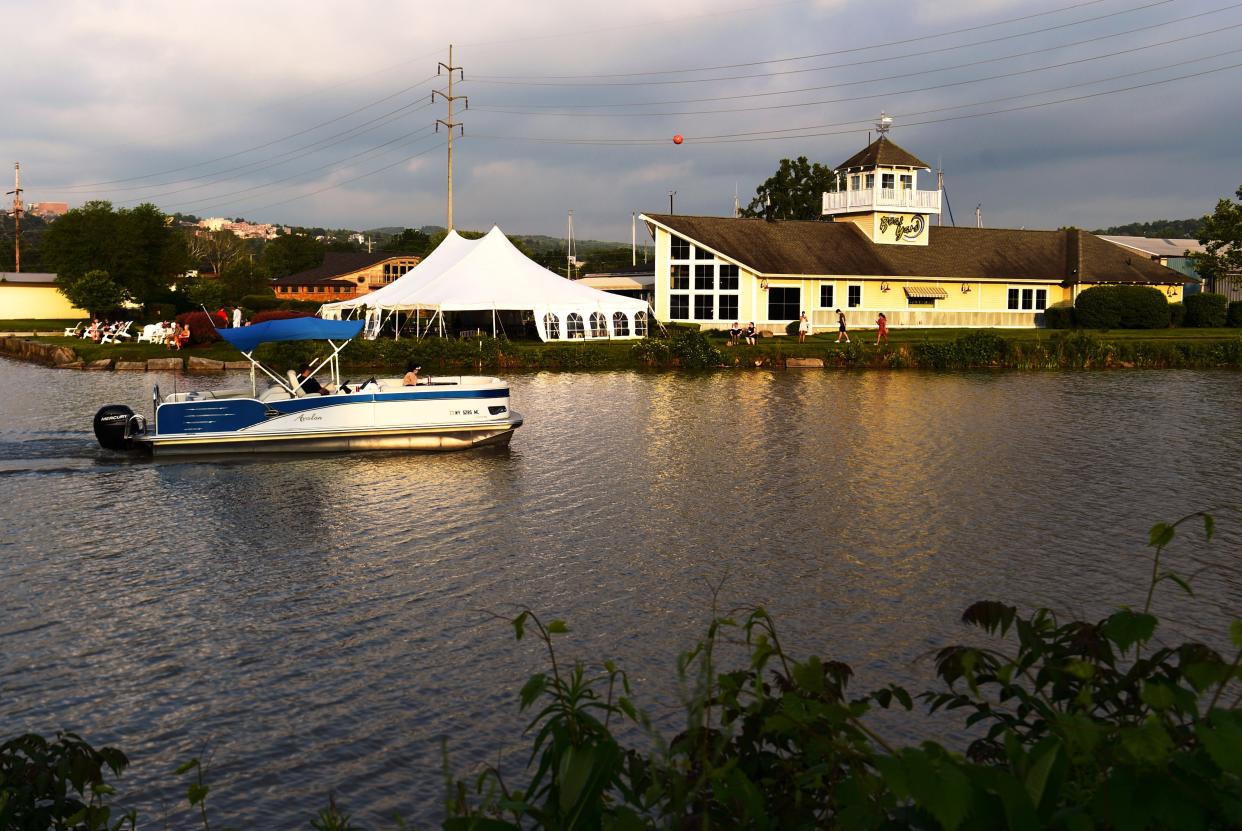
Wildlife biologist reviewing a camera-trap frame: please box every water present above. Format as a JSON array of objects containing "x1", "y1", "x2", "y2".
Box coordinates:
[{"x1": 2, "y1": 358, "x2": 1240, "y2": 828}]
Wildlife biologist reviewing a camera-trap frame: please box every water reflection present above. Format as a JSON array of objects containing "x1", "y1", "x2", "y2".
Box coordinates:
[{"x1": 1, "y1": 357, "x2": 1240, "y2": 827}]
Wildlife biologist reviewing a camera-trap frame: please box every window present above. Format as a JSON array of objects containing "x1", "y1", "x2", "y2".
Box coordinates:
[
  {"x1": 900, "y1": 174, "x2": 913, "y2": 190},
  {"x1": 694, "y1": 264, "x2": 714, "y2": 290},
  {"x1": 670, "y1": 236, "x2": 690, "y2": 259},
  {"x1": 1007, "y1": 288, "x2": 1048, "y2": 310},
  {"x1": 718, "y1": 295, "x2": 738, "y2": 321},
  {"x1": 670, "y1": 294, "x2": 689, "y2": 319},
  {"x1": 908, "y1": 296, "x2": 935, "y2": 306},
  {"x1": 848, "y1": 285, "x2": 862, "y2": 308},
  {"x1": 881, "y1": 173, "x2": 895, "y2": 190},
  {"x1": 694, "y1": 295, "x2": 714, "y2": 320},
  {"x1": 566, "y1": 312, "x2": 585, "y2": 338},
  {"x1": 865, "y1": 173, "x2": 875, "y2": 189},
  {"x1": 670, "y1": 265, "x2": 689, "y2": 290},
  {"x1": 851, "y1": 174, "x2": 860, "y2": 190},
  {"x1": 819, "y1": 284, "x2": 834, "y2": 308},
  {"x1": 589, "y1": 311, "x2": 607, "y2": 337},
  {"x1": 767, "y1": 286, "x2": 800, "y2": 320},
  {"x1": 543, "y1": 312, "x2": 560, "y2": 339},
  {"x1": 612, "y1": 311, "x2": 630, "y2": 336},
  {"x1": 718, "y1": 264, "x2": 739, "y2": 290},
  {"x1": 634, "y1": 310, "x2": 648, "y2": 337}
]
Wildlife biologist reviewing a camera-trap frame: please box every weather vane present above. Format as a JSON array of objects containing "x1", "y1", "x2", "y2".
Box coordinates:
[{"x1": 875, "y1": 111, "x2": 893, "y2": 137}]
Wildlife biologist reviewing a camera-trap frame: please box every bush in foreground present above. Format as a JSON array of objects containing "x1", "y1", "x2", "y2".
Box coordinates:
[
  {"x1": 1042, "y1": 301, "x2": 1075, "y2": 329},
  {"x1": 1074, "y1": 285, "x2": 1169, "y2": 329},
  {"x1": 1228, "y1": 300, "x2": 1242, "y2": 327}
]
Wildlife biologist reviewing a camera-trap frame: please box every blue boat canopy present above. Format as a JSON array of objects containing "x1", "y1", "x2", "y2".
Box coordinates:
[{"x1": 217, "y1": 317, "x2": 365, "y2": 352}]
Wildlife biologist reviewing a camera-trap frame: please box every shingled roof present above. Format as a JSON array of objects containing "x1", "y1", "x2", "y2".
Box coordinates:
[
  {"x1": 271, "y1": 252, "x2": 396, "y2": 286},
  {"x1": 836, "y1": 137, "x2": 930, "y2": 172},
  {"x1": 644, "y1": 214, "x2": 1187, "y2": 285}
]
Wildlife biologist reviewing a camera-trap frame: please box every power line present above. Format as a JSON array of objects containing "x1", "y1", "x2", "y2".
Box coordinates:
[
  {"x1": 470, "y1": 3, "x2": 1242, "y2": 112},
  {"x1": 465, "y1": 56, "x2": 1242, "y2": 145},
  {"x1": 469, "y1": 20, "x2": 1242, "y2": 120},
  {"x1": 468, "y1": 0, "x2": 1172, "y2": 86}
]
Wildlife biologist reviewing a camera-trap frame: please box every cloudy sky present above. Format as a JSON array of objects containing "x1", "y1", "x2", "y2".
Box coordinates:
[{"x1": 5, "y1": 0, "x2": 1240, "y2": 241}]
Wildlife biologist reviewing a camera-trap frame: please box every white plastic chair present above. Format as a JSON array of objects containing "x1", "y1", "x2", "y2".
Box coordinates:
[
  {"x1": 134, "y1": 324, "x2": 159, "y2": 344},
  {"x1": 63, "y1": 322, "x2": 84, "y2": 337},
  {"x1": 100, "y1": 321, "x2": 133, "y2": 344}
]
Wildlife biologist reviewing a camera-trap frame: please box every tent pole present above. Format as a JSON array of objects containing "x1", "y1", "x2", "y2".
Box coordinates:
[
  {"x1": 492, "y1": 305, "x2": 496, "y2": 338},
  {"x1": 395, "y1": 310, "x2": 400, "y2": 341}
]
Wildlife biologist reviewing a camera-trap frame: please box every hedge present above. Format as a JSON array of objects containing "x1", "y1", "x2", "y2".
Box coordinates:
[
  {"x1": 1169, "y1": 301, "x2": 1186, "y2": 327},
  {"x1": 1075, "y1": 285, "x2": 1169, "y2": 329},
  {"x1": 173, "y1": 311, "x2": 221, "y2": 345},
  {"x1": 1228, "y1": 300, "x2": 1242, "y2": 327},
  {"x1": 1042, "y1": 302, "x2": 1076, "y2": 329},
  {"x1": 1184, "y1": 292, "x2": 1228, "y2": 327}
]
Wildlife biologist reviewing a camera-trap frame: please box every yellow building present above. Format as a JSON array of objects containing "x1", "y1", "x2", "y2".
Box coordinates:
[
  {"x1": 0, "y1": 273, "x2": 87, "y2": 319},
  {"x1": 641, "y1": 134, "x2": 1185, "y2": 331}
]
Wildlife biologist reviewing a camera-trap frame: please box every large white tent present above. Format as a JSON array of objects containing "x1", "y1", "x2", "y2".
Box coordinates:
[{"x1": 320, "y1": 227, "x2": 651, "y2": 342}]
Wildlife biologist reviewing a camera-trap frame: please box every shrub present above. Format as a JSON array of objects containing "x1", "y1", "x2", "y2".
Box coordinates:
[
  {"x1": 1042, "y1": 301, "x2": 1076, "y2": 328},
  {"x1": 173, "y1": 311, "x2": 221, "y2": 345},
  {"x1": 1228, "y1": 300, "x2": 1242, "y2": 327},
  {"x1": 1075, "y1": 285, "x2": 1123, "y2": 328},
  {"x1": 1169, "y1": 301, "x2": 1186, "y2": 327},
  {"x1": 1184, "y1": 292, "x2": 1228, "y2": 327},
  {"x1": 241, "y1": 294, "x2": 283, "y2": 312},
  {"x1": 1116, "y1": 285, "x2": 1169, "y2": 329},
  {"x1": 1075, "y1": 285, "x2": 1169, "y2": 329},
  {"x1": 250, "y1": 309, "x2": 317, "y2": 325},
  {"x1": 784, "y1": 319, "x2": 800, "y2": 336},
  {"x1": 669, "y1": 329, "x2": 721, "y2": 369}
]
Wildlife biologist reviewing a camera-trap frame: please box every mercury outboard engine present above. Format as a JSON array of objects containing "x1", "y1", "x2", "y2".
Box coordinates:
[{"x1": 93, "y1": 404, "x2": 143, "y2": 451}]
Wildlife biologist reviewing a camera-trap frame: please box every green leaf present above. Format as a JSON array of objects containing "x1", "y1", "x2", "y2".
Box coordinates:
[
  {"x1": 519, "y1": 673, "x2": 547, "y2": 710},
  {"x1": 1024, "y1": 740, "x2": 1061, "y2": 807},
  {"x1": 186, "y1": 783, "x2": 209, "y2": 806},
  {"x1": 1197, "y1": 710, "x2": 1242, "y2": 775},
  {"x1": 558, "y1": 745, "x2": 595, "y2": 812},
  {"x1": 546, "y1": 619, "x2": 568, "y2": 634},
  {"x1": 1203, "y1": 512, "x2": 1215, "y2": 542},
  {"x1": 1140, "y1": 681, "x2": 1175, "y2": 711},
  {"x1": 512, "y1": 611, "x2": 527, "y2": 641},
  {"x1": 1103, "y1": 609, "x2": 1158, "y2": 652},
  {"x1": 903, "y1": 749, "x2": 972, "y2": 831},
  {"x1": 1148, "y1": 522, "x2": 1175, "y2": 548},
  {"x1": 1066, "y1": 659, "x2": 1096, "y2": 680},
  {"x1": 1159, "y1": 571, "x2": 1195, "y2": 598},
  {"x1": 1230, "y1": 620, "x2": 1242, "y2": 649},
  {"x1": 174, "y1": 759, "x2": 199, "y2": 776},
  {"x1": 1118, "y1": 717, "x2": 1174, "y2": 765}
]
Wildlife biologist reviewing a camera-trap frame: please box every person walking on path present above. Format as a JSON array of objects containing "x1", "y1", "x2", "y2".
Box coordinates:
[
  {"x1": 875, "y1": 312, "x2": 888, "y2": 345},
  {"x1": 797, "y1": 311, "x2": 811, "y2": 343},
  {"x1": 835, "y1": 309, "x2": 850, "y2": 343}
]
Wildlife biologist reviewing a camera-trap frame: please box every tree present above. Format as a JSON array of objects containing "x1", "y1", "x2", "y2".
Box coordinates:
[
  {"x1": 382, "y1": 228, "x2": 431, "y2": 257},
  {"x1": 1191, "y1": 185, "x2": 1242, "y2": 292},
  {"x1": 41, "y1": 201, "x2": 188, "y2": 305},
  {"x1": 186, "y1": 229, "x2": 247, "y2": 277},
  {"x1": 182, "y1": 274, "x2": 226, "y2": 310},
  {"x1": 261, "y1": 233, "x2": 325, "y2": 279},
  {"x1": 740, "y1": 156, "x2": 838, "y2": 221},
  {"x1": 57, "y1": 269, "x2": 127, "y2": 316},
  {"x1": 219, "y1": 258, "x2": 272, "y2": 302}
]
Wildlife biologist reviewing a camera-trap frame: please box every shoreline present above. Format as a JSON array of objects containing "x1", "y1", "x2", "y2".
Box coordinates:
[{"x1": 5, "y1": 328, "x2": 1242, "y2": 372}]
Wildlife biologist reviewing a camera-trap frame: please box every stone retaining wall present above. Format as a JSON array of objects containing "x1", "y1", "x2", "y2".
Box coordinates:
[{"x1": 0, "y1": 337, "x2": 190, "y2": 372}]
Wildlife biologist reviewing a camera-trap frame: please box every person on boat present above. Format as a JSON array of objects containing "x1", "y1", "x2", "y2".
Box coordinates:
[
  {"x1": 835, "y1": 309, "x2": 850, "y2": 343},
  {"x1": 797, "y1": 311, "x2": 811, "y2": 343},
  {"x1": 728, "y1": 322, "x2": 741, "y2": 346},
  {"x1": 875, "y1": 312, "x2": 889, "y2": 345},
  {"x1": 402, "y1": 363, "x2": 421, "y2": 386},
  {"x1": 296, "y1": 363, "x2": 328, "y2": 395}
]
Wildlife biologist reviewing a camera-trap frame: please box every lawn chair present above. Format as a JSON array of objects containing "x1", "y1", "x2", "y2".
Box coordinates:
[
  {"x1": 63, "y1": 322, "x2": 85, "y2": 337},
  {"x1": 134, "y1": 323, "x2": 160, "y2": 344},
  {"x1": 100, "y1": 321, "x2": 133, "y2": 344}
]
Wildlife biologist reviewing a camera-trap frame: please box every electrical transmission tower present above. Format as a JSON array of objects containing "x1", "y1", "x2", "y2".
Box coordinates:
[
  {"x1": 433, "y1": 45, "x2": 467, "y2": 231},
  {"x1": 5, "y1": 163, "x2": 22, "y2": 272}
]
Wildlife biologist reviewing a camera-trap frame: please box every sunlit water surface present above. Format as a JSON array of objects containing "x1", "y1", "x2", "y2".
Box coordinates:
[{"x1": 1, "y1": 358, "x2": 1240, "y2": 827}]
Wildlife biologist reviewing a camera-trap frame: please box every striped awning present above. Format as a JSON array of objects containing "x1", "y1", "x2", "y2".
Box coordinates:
[{"x1": 904, "y1": 285, "x2": 948, "y2": 299}]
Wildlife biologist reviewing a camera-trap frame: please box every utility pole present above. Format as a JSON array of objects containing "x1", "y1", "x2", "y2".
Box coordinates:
[
  {"x1": 6, "y1": 163, "x2": 22, "y2": 272},
  {"x1": 433, "y1": 45, "x2": 467, "y2": 231},
  {"x1": 566, "y1": 210, "x2": 575, "y2": 278},
  {"x1": 669, "y1": 190, "x2": 676, "y2": 215},
  {"x1": 631, "y1": 212, "x2": 637, "y2": 266}
]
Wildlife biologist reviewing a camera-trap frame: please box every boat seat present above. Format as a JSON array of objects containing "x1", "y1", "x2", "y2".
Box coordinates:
[
  {"x1": 286, "y1": 370, "x2": 307, "y2": 398},
  {"x1": 260, "y1": 387, "x2": 292, "y2": 403}
]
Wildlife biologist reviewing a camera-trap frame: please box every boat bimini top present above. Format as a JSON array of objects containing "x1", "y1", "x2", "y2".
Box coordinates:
[{"x1": 217, "y1": 317, "x2": 365, "y2": 397}]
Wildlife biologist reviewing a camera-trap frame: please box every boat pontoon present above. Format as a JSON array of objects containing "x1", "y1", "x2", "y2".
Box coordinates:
[{"x1": 92, "y1": 318, "x2": 523, "y2": 455}]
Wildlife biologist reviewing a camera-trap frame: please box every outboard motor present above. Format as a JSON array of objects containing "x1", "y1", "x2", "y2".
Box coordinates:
[{"x1": 94, "y1": 404, "x2": 140, "y2": 451}]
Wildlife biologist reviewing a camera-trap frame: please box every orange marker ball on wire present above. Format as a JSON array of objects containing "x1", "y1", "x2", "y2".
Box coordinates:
[{"x1": 673, "y1": 134, "x2": 683, "y2": 145}]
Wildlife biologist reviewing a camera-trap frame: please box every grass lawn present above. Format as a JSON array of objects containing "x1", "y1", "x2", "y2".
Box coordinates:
[
  {"x1": 33, "y1": 336, "x2": 246, "y2": 364},
  {"x1": 0, "y1": 319, "x2": 81, "y2": 333}
]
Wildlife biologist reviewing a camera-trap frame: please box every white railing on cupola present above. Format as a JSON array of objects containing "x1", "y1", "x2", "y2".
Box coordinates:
[{"x1": 822, "y1": 187, "x2": 941, "y2": 215}]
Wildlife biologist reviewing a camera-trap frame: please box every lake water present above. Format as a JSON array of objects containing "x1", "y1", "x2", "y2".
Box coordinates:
[{"x1": 2, "y1": 358, "x2": 1240, "y2": 828}]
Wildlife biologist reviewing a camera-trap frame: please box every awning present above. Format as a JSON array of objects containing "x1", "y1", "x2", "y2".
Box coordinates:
[{"x1": 904, "y1": 285, "x2": 948, "y2": 299}]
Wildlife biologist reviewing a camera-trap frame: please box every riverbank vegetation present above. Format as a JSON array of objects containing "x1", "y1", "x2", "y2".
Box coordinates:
[
  {"x1": 6, "y1": 324, "x2": 1242, "y2": 373},
  {"x1": 2, "y1": 513, "x2": 1239, "y2": 829}
]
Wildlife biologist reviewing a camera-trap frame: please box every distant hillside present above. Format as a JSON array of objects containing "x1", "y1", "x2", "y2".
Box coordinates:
[{"x1": 1092, "y1": 218, "x2": 1204, "y2": 238}]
